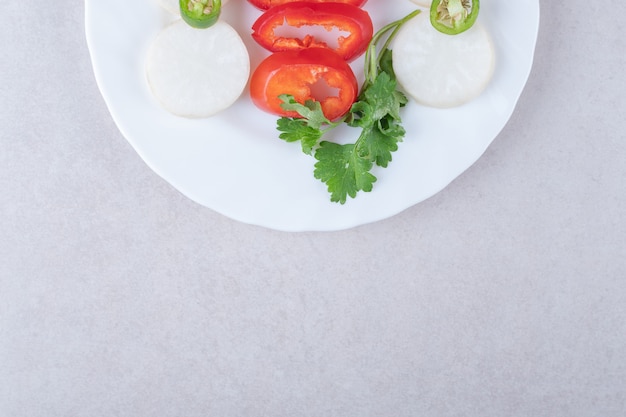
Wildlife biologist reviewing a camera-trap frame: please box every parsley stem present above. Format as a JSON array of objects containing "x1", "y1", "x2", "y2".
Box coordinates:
[
  {"x1": 362, "y1": 9, "x2": 421, "y2": 90},
  {"x1": 277, "y1": 10, "x2": 420, "y2": 203}
]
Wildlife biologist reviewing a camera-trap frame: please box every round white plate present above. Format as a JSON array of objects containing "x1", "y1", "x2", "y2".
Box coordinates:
[{"x1": 85, "y1": 0, "x2": 539, "y2": 232}]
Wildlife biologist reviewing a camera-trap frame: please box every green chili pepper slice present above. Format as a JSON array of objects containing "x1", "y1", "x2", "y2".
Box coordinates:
[
  {"x1": 179, "y1": 0, "x2": 221, "y2": 29},
  {"x1": 430, "y1": 0, "x2": 479, "y2": 35}
]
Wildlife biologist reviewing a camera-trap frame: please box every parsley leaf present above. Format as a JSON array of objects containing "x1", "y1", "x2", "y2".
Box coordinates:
[
  {"x1": 276, "y1": 94, "x2": 339, "y2": 155},
  {"x1": 356, "y1": 122, "x2": 404, "y2": 168},
  {"x1": 378, "y1": 48, "x2": 396, "y2": 80},
  {"x1": 359, "y1": 71, "x2": 406, "y2": 122},
  {"x1": 313, "y1": 142, "x2": 376, "y2": 204},
  {"x1": 277, "y1": 94, "x2": 333, "y2": 130},
  {"x1": 275, "y1": 10, "x2": 421, "y2": 204},
  {"x1": 277, "y1": 118, "x2": 322, "y2": 155}
]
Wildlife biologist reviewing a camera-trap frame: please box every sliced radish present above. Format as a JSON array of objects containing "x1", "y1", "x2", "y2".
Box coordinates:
[
  {"x1": 392, "y1": 12, "x2": 495, "y2": 108},
  {"x1": 145, "y1": 20, "x2": 250, "y2": 118}
]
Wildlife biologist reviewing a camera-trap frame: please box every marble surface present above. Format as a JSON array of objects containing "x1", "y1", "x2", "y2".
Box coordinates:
[{"x1": 1, "y1": 1, "x2": 625, "y2": 416}]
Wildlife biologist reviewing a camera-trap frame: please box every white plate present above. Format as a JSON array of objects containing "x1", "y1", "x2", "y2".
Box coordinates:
[{"x1": 85, "y1": 0, "x2": 539, "y2": 232}]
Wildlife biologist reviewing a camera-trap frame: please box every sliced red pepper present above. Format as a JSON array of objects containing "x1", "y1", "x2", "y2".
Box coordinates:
[
  {"x1": 251, "y1": 2, "x2": 373, "y2": 62},
  {"x1": 249, "y1": 48, "x2": 358, "y2": 121},
  {"x1": 247, "y1": 0, "x2": 367, "y2": 11}
]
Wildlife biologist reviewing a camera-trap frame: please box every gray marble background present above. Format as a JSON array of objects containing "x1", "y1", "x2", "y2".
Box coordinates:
[{"x1": 1, "y1": 1, "x2": 625, "y2": 416}]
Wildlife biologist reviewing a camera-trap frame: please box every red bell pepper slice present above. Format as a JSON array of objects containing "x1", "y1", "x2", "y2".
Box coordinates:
[
  {"x1": 247, "y1": 0, "x2": 367, "y2": 11},
  {"x1": 249, "y1": 48, "x2": 358, "y2": 121},
  {"x1": 251, "y1": 2, "x2": 373, "y2": 62}
]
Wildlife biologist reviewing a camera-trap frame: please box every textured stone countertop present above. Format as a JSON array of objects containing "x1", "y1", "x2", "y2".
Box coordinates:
[{"x1": 1, "y1": 1, "x2": 625, "y2": 416}]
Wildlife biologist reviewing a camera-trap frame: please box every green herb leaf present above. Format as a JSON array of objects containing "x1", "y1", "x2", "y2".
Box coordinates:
[
  {"x1": 277, "y1": 118, "x2": 322, "y2": 155},
  {"x1": 360, "y1": 71, "x2": 406, "y2": 122},
  {"x1": 273, "y1": 10, "x2": 421, "y2": 203},
  {"x1": 356, "y1": 122, "x2": 404, "y2": 168},
  {"x1": 378, "y1": 48, "x2": 396, "y2": 80},
  {"x1": 348, "y1": 100, "x2": 374, "y2": 129},
  {"x1": 278, "y1": 94, "x2": 332, "y2": 130},
  {"x1": 313, "y1": 142, "x2": 376, "y2": 204}
]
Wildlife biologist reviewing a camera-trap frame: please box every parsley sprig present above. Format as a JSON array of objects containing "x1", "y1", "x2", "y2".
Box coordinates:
[{"x1": 277, "y1": 10, "x2": 421, "y2": 204}]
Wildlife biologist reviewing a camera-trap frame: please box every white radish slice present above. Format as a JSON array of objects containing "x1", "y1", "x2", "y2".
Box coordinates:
[
  {"x1": 392, "y1": 12, "x2": 495, "y2": 108},
  {"x1": 155, "y1": 0, "x2": 231, "y2": 15},
  {"x1": 409, "y1": 0, "x2": 432, "y2": 7},
  {"x1": 145, "y1": 20, "x2": 250, "y2": 118}
]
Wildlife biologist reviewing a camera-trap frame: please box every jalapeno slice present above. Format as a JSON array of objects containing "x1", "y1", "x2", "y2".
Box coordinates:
[
  {"x1": 179, "y1": 0, "x2": 221, "y2": 29},
  {"x1": 430, "y1": 0, "x2": 479, "y2": 35}
]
